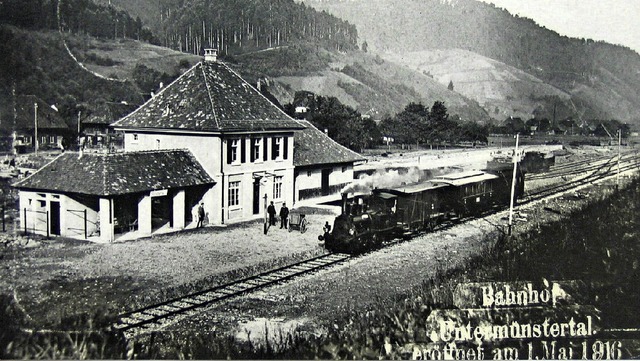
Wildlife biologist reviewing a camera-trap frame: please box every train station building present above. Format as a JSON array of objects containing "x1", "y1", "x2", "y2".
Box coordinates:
[{"x1": 14, "y1": 49, "x2": 363, "y2": 242}]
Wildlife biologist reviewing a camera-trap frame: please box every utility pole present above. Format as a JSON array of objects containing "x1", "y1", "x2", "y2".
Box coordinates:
[
  {"x1": 508, "y1": 133, "x2": 519, "y2": 236},
  {"x1": 263, "y1": 192, "x2": 268, "y2": 235},
  {"x1": 617, "y1": 129, "x2": 621, "y2": 188},
  {"x1": 34, "y1": 102, "x2": 38, "y2": 155}
]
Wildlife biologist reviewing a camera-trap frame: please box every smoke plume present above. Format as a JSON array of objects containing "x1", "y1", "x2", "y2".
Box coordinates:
[{"x1": 341, "y1": 167, "x2": 422, "y2": 194}]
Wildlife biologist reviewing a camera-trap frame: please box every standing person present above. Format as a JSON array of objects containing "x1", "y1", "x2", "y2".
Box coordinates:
[
  {"x1": 267, "y1": 201, "x2": 277, "y2": 226},
  {"x1": 279, "y1": 203, "x2": 290, "y2": 229},
  {"x1": 323, "y1": 221, "x2": 332, "y2": 233},
  {"x1": 197, "y1": 203, "x2": 205, "y2": 228}
]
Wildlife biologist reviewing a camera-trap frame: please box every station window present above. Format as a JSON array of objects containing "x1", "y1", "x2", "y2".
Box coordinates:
[
  {"x1": 229, "y1": 139, "x2": 239, "y2": 164},
  {"x1": 272, "y1": 137, "x2": 282, "y2": 160},
  {"x1": 273, "y1": 176, "x2": 283, "y2": 199},
  {"x1": 251, "y1": 138, "x2": 262, "y2": 162},
  {"x1": 307, "y1": 170, "x2": 312, "y2": 177},
  {"x1": 228, "y1": 181, "x2": 240, "y2": 207}
]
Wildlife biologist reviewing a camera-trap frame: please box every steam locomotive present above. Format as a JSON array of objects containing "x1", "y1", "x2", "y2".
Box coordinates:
[{"x1": 321, "y1": 167, "x2": 524, "y2": 254}]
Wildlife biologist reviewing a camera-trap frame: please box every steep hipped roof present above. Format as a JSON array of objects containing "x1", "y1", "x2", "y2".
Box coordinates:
[
  {"x1": 294, "y1": 120, "x2": 365, "y2": 167},
  {"x1": 14, "y1": 95, "x2": 68, "y2": 130},
  {"x1": 14, "y1": 150, "x2": 214, "y2": 196},
  {"x1": 112, "y1": 61, "x2": 304, "y2": 132}
]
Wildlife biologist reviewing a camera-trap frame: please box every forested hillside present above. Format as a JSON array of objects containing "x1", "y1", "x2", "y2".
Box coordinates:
[
  {"x1": 0, "y1": 0, "x2": 156, "y2": 42},
  {"x1": 0, "y1": 26, "x2": 148, "y2": 134},
  {"x1": 97, "y1": 0, "x2": 358, "y2": 55}
]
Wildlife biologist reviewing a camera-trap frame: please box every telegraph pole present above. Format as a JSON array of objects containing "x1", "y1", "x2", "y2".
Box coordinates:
[
  {"x1": 617, "y1": 129, "x2": 621, "y2": 188},
  {"x1": 263, "y1": 192, "x2": 268, "y2": 235},
  {"x1": 34, "y1": 103, "x2": 38, "y2": 155},
  {"x1": 508, "y1": 133, "x2": 519, "y2": 236}
]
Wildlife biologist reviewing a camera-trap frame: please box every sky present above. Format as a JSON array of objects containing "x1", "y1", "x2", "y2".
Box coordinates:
[{"x1": 479, "y1": 0, "x2": 640, "y2": 54}]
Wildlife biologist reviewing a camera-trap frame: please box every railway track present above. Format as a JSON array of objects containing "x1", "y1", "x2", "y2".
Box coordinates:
[
  {"x1": 113, "y1": 252, "x2": 350, "y2": 334},
  {"x1": 521, "y1": 153, "x2": 639, "y2": 203},
  {"x1": 526, "y1": 153, "x2": 629, "y2": 181}
]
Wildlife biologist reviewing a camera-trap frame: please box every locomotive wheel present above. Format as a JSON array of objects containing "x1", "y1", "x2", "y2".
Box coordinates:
[{"x1": 300, "y1": 221, "x2": 307, "y2": 233}]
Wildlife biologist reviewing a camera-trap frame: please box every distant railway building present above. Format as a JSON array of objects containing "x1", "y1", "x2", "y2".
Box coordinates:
[{"x1": 11, "y1": 95, "x2": 70, "y2": 153}]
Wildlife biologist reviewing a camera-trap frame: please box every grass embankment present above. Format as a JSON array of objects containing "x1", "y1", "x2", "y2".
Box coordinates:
[{"x1": 2, "y1": 178, "x2": 639, "y2": 359}]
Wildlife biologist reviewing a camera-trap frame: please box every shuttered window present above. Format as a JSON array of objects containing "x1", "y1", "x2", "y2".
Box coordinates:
[
  {"x1": 227, "y1": 139, "x2": 239, "y2": 164},
  {"x1": 272, "y1": 137, "x2": 282, "y2": 160},
  {"x1": 251, "y1": 138, "x2": 261, "y2": 162}
]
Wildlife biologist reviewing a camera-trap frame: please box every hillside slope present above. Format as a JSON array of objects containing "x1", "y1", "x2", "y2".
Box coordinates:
[
  {"x1": 381, "y1": 49, "x2": 571, "y2": 120},
  {"x1": 231, "y1": 47, "x2": 490, "y2": 121},
  {"x1": 0, "y1": 25, "x2": 200, "y2": 132},
  {"x1": 302, "y1": 0, "x2": 640, "y2": 124}
]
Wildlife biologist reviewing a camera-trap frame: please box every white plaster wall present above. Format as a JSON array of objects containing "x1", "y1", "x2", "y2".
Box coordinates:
[
  {"x1": 330, "y1": 165, "x2": 354, "y2": 186},
  {"x1": 296, "y1": 169, "x2": 323, "y2": 191},
  {"x1": 224, "y1": 167, "x2": 294, "y2": 223},
  {"x1": 18, "y1": 191, "x2": 99, "y2": 239},
  {"x1": 62, "y1": 194, "x2": 99, "y2": 239},
  {"x1": 295, "y1": 165, "x2": 354, "y2": 195},
  {"x1": 124, "y1": 132, "x2": 221, "y2": 177}
]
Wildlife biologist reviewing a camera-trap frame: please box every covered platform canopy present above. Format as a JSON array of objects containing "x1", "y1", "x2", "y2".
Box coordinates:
[{"x1": 14, "y1": 149, "x2": 215, "y2": 242}]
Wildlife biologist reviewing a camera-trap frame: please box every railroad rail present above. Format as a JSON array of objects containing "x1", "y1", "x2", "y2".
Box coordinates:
[
  {"x1": 526, "y1": 153, "x2": 626, "y2": 181},
  {"x1": 114, "y1": 252, "x2": 350, "y2": 334},
  {"x1": 521, "y1": 153, "x2": 639, "y2": 203}
]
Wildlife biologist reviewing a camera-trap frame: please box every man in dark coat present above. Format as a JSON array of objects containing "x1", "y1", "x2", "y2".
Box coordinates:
[
  {"x1": 267, "y1": 201, "x2": 277, "y2": 226},
  {"x1": 279, "y1": 203, "x2": 290, "y2": 229},
  {"x1": 197, "y1": 203, "x2": 205, "y2": 228}
]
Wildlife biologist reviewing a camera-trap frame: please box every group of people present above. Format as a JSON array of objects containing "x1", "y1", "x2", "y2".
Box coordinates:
[{"x1": 267, "y1": 201, "x2": 289, "y2": 229}]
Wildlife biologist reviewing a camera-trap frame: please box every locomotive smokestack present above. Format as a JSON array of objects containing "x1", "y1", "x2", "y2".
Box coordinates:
[{"x1": 341, "y1": 193, "x2": 348, "y2": 215}]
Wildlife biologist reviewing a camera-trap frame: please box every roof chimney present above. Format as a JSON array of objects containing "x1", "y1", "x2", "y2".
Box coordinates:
[{"x1": 204, "y1": 48, "x2": 218, "y2": 62}]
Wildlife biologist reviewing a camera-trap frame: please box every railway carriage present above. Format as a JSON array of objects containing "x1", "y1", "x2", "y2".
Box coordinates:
[
  {"x1": 432, "y1": 171, "x2": 502, "y2": 217},
  {"x1": 372, "y1": 181, "x2": 448, "y2": 234},
  {"x1": 322, "y1": 167, "x2": 525, "y2": 254}
]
